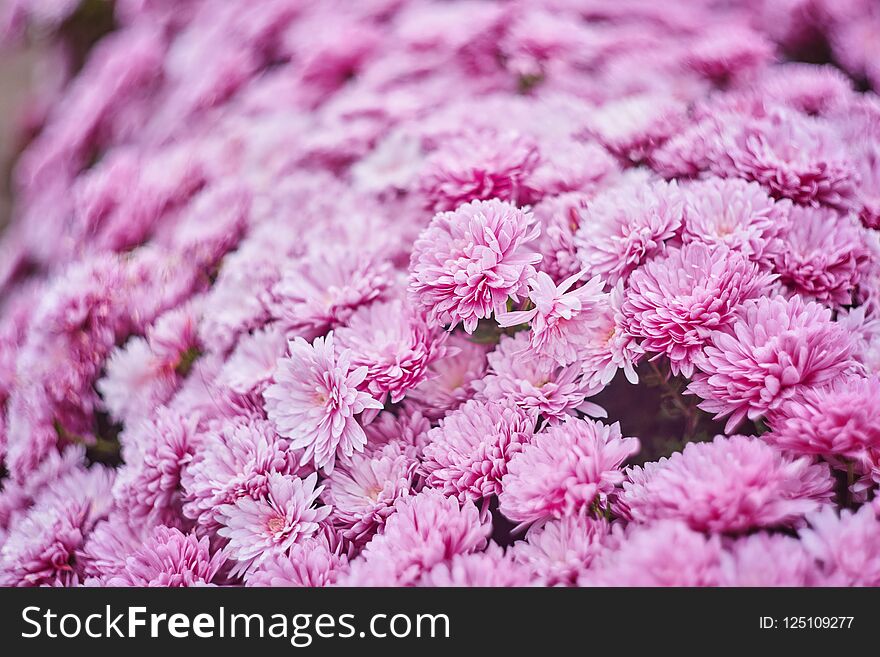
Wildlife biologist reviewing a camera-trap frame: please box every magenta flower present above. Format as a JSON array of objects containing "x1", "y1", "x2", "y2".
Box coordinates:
[
  {"x1": 322, "y1": 441, "x2": 419, "y2": 544},
  {"x1": 767, "y1": 375, "x2": 880, "y2": 460},
  {"x1": 799, "y1": 505, "x2": 880, "y2": 586},
  {"x1": 336, "y1": 298, "x2": 449, "y2": 406},
  {"x1": 418, "y1": 129, "x2": 540, "y2": 211},
  {"x1": 512, "y1": 510, "x2": 608, "y2": 586},
  {"x1": 245, "y1": 537, "x2": 349, "y2": 587},
  {"x1": 106, "y1": 526, "x2": 226, "y2": 587},
  {"x1": 498, "y1": 270, "x2": 605, "y2": 367},
  {"x1": 623, "y1": 243, "x2": 776, "y2": 377},
  {"x1": 421, "y1": 399, "x2": 535, "y2": 505},
  {"x1": 574, "y1": 177, "x2": 684, "y2": 284},
  {"x1": 218, "y1": 324, "x2": 287, "y2": 396},
  {"x1": 681, "y1": 177, "x2": 790, "y2": 266},
  {"x1": 409, "y1": 199, "x2": 542, "y2": 333},
  {"x1": 499, "y1": 417, "x2": 639, "y2": 527},
  {"x1": 343, "y1": 490, "x2": 490, "y2": 586},
  {"x1": 688, "y1": 296, "x2": 858, "y2": 432},
  {"x1": 217, "y1": 472, "x2": 331, "y2": 577},
  {"x1": 618, "y1": 435, "x2": 835, "y2": 533},
  {"x1": 773, "y1": 205, "x2": 870, "y2": 307},
  {"x1": 263, "y1": 333, "x2": 383, "y2": 474}
]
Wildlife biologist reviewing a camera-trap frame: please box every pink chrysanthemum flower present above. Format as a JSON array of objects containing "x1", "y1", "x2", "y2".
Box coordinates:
[
  {"x1": 767, "y1": 375, "x2": 880, "y2": 460},
  {"x1": 712, "y1": 109, "x2": 858, "y2": 211},
  {"x1": 623, "y1": 243, "x2": 776, "y2": 377},
  {"x1": 405, "y1": 334, "x2": 489, "y2": 420},
  {"x1": 522, "y1": 141, "x2": 618, "y2": 202},
  {"x1": 617, "y1": 435, "x2": 835, "y2": 533},
  {"x1": 336, "y1": 298, "x2": 449, "y2": 406},
  {"x1": 580, "y1": 520, "x2": 722, "y2": 587},
  {"x1": 681, "y1": 177, "x2": 790, "y2": 266},
  {"x1": 683, "y1": 25, "x2": 774, "y2": 84},
  {"x1": 499, "y1": 417, "x2": 639, "y2": 527},
  {"x1": 688, "y1": 296, "x2": 858, "y2": 433},
  {"x1": 217, "y1": 472, "x2": 331, "y2": 577},
  {"x1": 799, "y1": 505, "x2": 880, "y2": 586},
  {"x1": 420, "y1": 399, "x2": 535, "y2": 505},
  {"x1": 182, "y1": 416, "x2": 300, "y2": 534},
  {"x1": 577, "y1": 283, "x2": 642, "y2": 388},
  {"x1": 360, "y1": 407, "x2": 432, "y2": 456},
  {"x1": 263, "y1": 333, "x2": 383, "y2": 474},
  {"x1": 720, "y1": 533, "x2": 816, "y2": 587},
  {"x1": 106, "y1": 526, "x2": 226, "y2": 587},
  {"x1": 409, "y1": 199, "x2": 542, "y2": 333},
  {"x1": 751, "y1": 63, "x2": 854, "y2": 116},
  {"x1": 530, "y1": 192, "x2": 591, "y2": 283},
  {"x1": 574, "y1": 178, "x2": 684, "y2": 284},
  {"x1": 343, "y1": 490, "x2": 491, "y2": 586},
  {"x1": 584, "y1": 94, "x2": 685, "y2": 163},
  {"x1": 245, "y1": 536, "x2": 349, "y2": 587},
  {"x1": 113, "y1": 407, "x2": 201, "y2": 527},
  {"x1": 512, "y1": 510, "x2": 608, "y2": 586},
  {"x1": 773, "y1": 206, "x2": 870, "y2": 307},
  {"x1": 271, "y1": 247, "x2": 393, "y2": 337},
  {"x1": 418, "y1": 543, "x2": 534, "y2": 587},
  {"x1": 474, "y1": 332, "x2": 604, "y2": 422},
  {"x1": 218, "y1": 324, "x2": 287, "y2": 396},
  {"x1": 498, "y1": 270, "x2": 605, "y2": 367},
  {"x1": 322, "y1": 441, "x2": 419, "y2": 544},
  {"x1": 418, "y1": 129, "x2": 540, "y2": 212}
]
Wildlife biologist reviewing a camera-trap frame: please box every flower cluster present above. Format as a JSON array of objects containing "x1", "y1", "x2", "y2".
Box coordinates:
[{"x1": 1, "y1": 0, "x2": 880, "y2": 587}]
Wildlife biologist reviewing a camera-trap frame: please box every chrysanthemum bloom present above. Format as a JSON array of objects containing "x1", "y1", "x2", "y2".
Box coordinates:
[
  {"x1": 711, "y1": 109, "x2": 858, "y2": 211},
  {"x1": 530, "y1": 192, "x2": 591, "y2": 283},
  {"x1": 766, "y1": 375, "x2": 880, "y2": 463},
  {"x1": 182, "y1": 416, "x2": 300, "y2": 534},
  {"x1": 335, "y1": 298, "x2": 449, "y2": 406},
  {"x1": 623, "y1": 244, "x2": 776, "y2": 377},
  {"x1": 577, "y1": 283, "x2": 642, "y2": 388},
  {"x1": 418, "y1": 129, "x2": 540, "y2": 212},
  {"x1": 574, "y1": 178, "x2": 684, "y2": 284},
  {"x1": 360, "y1": 407, "x2": 432, "y2": 456},
  {"x1": 343, "y1": 490, "x2": 490, "y2": 586},
  {"x1": 322, "y1": 441, "x2": 419, "y2": 544},
  {"x1": 217, "y1": 472, "x2": 331, "y2": 577},
  {"x1": 799, "y1": 505, "x2": 880, "y2": 586},
  {"x1": 271, "y1": 246, "x2": 393, "y2": 337},
  {"x1": 683, "y1": 26, "x2": 774, "y2": 85},
  {"x1": 112, "y1": 407, "x2": 201, "y2": 527},
  {"x1": 474, "y1": 332, "x2": 604, "y2": 422},
  {"x1": 499, "y1": 417, "x2": 639, "y2": 527},
  {"x1": 580, "y1": 520, "x2": 722, "y2": 587},
  {"x1": 719, "y1": 533, "x2": 817, "y2": 587},
  {"x1": 418, "y1": 543, "x2": 534, "y2": 587},
  {"x1": 512, "y1": 510, "x2": 608, "y2": 586},
  {"x1": 218, "y1": 324, "x2": 287, "y2": 396},
  {"x1": 773, "y1": 206, "x2": 870, "y2": 307},
  {"x1": 263, "y1": 333, "x2": 383, "y2": 474},
  {"x1": 245, "y1": 537, "x2": 349, "y2": 587},
  {"x1": 405, "y1": 334, "x2": 489, "y2": 420},
  {"x1": 681, "y1": 177, "x2": 790, "y2": 266},
  {"x1": 688, "y1": 296, "x2": 858, "y2": 432},
  {"x1": 617, "y1": 435, "x2": 834, "y2": 533},
  {"x1": 409, "y1": 199, "x2": 541, "y2": 333},
  {"x1": 522, "y1": 141, "x2": 618, "y2": 202},
  {"x1": 583, "y1": 93, "x2": 685, "y2": 163},
  {"x1": 420, "y1": 400, "x2": 535, "y2": 505},
  {"x1": 106, "y1": 526, "x2": 227, "y2": 587},
  {"x1": 751, "y1": 63, "x2": 854, "y2": 116},
  {"x1": 498, "y1": 270, "x2": 605, "y2": 367}
]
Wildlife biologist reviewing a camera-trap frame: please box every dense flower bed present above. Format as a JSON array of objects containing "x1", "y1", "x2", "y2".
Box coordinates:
[{"x1": 1, "y1": 0, "x2": 880, "y2": 587}]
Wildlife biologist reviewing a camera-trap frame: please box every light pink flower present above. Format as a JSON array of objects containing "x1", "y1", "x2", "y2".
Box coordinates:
[
  {"x1": 720, "y1": 533, "x2": 816, "y2": 587},
  {"x1": 499, "y1": 417, "x2": 639, "y2": 527},
  {"x1": 419, "y1": 544, "x2": 534, "y2": 587},
  {"x1": 623, "y1": 243, "x2": 776, "y2": 377},
  {"x1": 689, "y1": 296, "x2": 858, "y2": 433},
  {"x1": 409, "y1": 199, "x2": 541, "y2": 333},
  {"x1": 421, "y1": 399, "x2": 535, "y2": 505},
  {"x1": 800, "y1": 505, "x2": 880, "y2": 586},
  {"x1": 218, "y1": 472, "x2": 331, "y2": 577},
  {"x1": 263, "y1": 333, "x2": 383, "y2": 474},
  {"x1": 617, "y1": 435, "x2": 835, "y2": 533},
  {"x1": 577, "y1": 283, "x2": 642, "y2": 388},
  {"x1": 245, "y1": 536, "x2": 349, "y2": 587}
]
